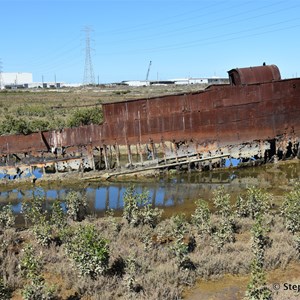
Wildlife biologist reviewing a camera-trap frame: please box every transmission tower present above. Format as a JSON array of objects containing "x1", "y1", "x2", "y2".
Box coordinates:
[{"x1": 82, "y1": 26, "x2": 95, "y2": 86}]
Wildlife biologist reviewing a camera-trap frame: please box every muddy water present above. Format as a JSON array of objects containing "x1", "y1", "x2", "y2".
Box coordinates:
[{"x1": 0, "y1": 160, "x2": 299, "y2": 222}]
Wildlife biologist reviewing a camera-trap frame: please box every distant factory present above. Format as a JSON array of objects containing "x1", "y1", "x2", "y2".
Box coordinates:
[
  {"x1": 0, "y1": 72, "x2": 229, "y2": 89},
  {"x1": 121, "y1": 77, "x2": 229, "y2": 87},
  {"x1": 0, "y1": 72, "x2": 33, "y2": 89},
  {"x1": 0, "y1": 72, "x2": 62, "y2": 89}
]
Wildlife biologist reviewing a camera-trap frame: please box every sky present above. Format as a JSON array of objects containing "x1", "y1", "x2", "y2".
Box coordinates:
[{"x1": 1, "y1": 0, "x2": 300, "y2": 84}]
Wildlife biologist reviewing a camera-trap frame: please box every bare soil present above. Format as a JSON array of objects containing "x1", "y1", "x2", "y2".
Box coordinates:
[{"x1": 184, "y1": 262, "x2": 300, "y2": 300}]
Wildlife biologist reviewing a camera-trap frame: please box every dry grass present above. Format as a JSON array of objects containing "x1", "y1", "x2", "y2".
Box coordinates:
[{"x1": 0, "y1": 84, "x2": 206, "y2": 133}]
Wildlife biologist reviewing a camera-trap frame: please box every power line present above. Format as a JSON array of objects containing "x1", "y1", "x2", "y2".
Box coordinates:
[
  {"x1": 82, "y1": 26, "x2": 95, "y2": 86},
  {"x1": 96, "y1": 1, "x2": 227, "y2": 36},
  {"x1": 98, "y1": 0, "x2": 298, "y2": 49},
  {"x1": 97, "y1": 16, "x2": 300, "y2": 56}
]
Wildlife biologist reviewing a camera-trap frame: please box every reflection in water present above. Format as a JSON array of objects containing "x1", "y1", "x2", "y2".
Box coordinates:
[{"x1": 0, "y1": 161, "x2": 299, "y2": 217}]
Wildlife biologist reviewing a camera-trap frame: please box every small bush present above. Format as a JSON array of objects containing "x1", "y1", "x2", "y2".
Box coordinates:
[
  {"x1": 50, "y1": 199, "x2": 67, "y2": 229},
  {"x1": 64, "y1": 191, "x2": 87, "y2": 222},
  {"x1": 105, "y1": 209, "x2": 121, "y2": 235},
  {"x1": 20, "y1": 244, "x2": 43, "y2": 281},
  {"x1": 123, "y1": 186, "x2": 162, "y2": 228},
  {"x1": 281, "y1": 182, "x2": 300, "y2": 234},
  {"x1": 32, "y1": 217, "x2": 53, "y2": 247},
  {"x1": 67, "y1": 107, "x2": 103, "y2": 127},
  {"x1": 123, "y1": 255, "x2": 140, "y2": 293},
  {"x1": 236, "y1": 186, "x2": 270, "y2": 219},
  {"x1": 213, "y1": 185, "x2": 231, "y2": 218},
  {"x1": 22, "y1": 282, "x2": 57, "y2": 300},
  {"x1": 21, "y1": 191, "x2": 46, "y2": 226},
  {"x1": 29, "y1": 118, "x2": 50, "y2": 132},
  {"x1": 20, "y1": 191, "x2": 56, "y2": 246},
  {"x1": 170, "y1": 214, "x2": 195, "y2": 270},
  {"x1": 245, "y1": 259, "x2": 272, "y2": 300},
  {"x1": 65, "y1": 224, "x2": 110, "y2": 278},
  {"x1": 0, "y1": 115, "x2": 32, "y2": 135},
  {"x1": 212, "y1": 186, "x2": 235, "y2": 250},
  {"x1": 20, "y1": 244, "x2": 57, "y2": 300},
  {"x1": 191, "y1": 199, "x2": 211, "y2": 235},
  {"x1": 0, "y1": 204, "x2": 15, "y2": 229},
  {"x1": 245, "y1": 214, "x2": 272, "y2": 300}
]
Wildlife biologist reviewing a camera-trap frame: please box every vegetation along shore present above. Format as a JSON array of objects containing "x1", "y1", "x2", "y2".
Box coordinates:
[{"x1": 0, "y1": 182, "x2": 299, "y2": 299}]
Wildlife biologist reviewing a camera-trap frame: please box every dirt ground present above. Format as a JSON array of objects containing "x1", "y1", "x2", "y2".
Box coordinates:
[{"x1": 184, "y1": 262, "x2": 300, "y2": 300}]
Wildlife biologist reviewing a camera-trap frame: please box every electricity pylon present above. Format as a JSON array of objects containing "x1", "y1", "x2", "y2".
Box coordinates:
[{"x1": 82, "y1": 26, "x2": 95, "y2": 86}]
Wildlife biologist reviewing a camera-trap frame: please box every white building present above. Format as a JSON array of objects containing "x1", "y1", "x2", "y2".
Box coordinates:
[
  {"x1": 0, "y1": 72, "x2": 33, "y2": 88},
  {"x1": 170, "y1": 78, "x2": 209, "y2": 85},
  {"x1": 121, "y1": 80, "x2": 150, "y2": 87}
]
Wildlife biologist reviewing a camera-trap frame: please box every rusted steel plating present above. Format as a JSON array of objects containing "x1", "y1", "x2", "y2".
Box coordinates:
[
  {"x1": 0, "y1": 64, "x2": 300, "y2": 176},
  {"x1": 228, "y1": 64, "x2": 281, "y2": 85}
]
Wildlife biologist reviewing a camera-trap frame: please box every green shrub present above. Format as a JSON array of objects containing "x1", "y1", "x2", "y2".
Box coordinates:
[
  {"x1": 191, "y1": 199, "x2": 211, "y2": 235},
  {"x1": 245, "y1": 260, "x2": 272, "y2": 300},
  {"x1": 123, "y1": 186, "x2": 162, "y2": 228},
  {"x1": 21, "y1": 191, "x2": 46, "y2": 225},
  {"x1": 21, "y1": 191, "x2": 54, "y2": 246},
  {"x1": 171, "y1": 213, "x2": 188, "y2": 237},
  {"x1": 20, "y1": 244, "x2": 57, "y2": 300},
  {"x1": 67, "y1": 107, "x2": 103, "y2": 127},
  {"x1": 20, "y1": 244, "x2": 43, "y2": 281},
  {"x1": 170, "y1": 214, "x2": 195, "y2": 270},
  {"x1": 0, "y1": 115, "x2": 32, "y2": 135},
  {"x1": 140, "y1": 202, "x2": 163, "y2": 228},
  {"x1": 49, "y1": 117, "x2": 66, "y2": 131},
  {"x1": 123, "y1": 186, "x2": 140, "y2": 226},
  {"x1": 105, "y1": 209, "x2": 121, "y2": 235},
  {"x1": 212, "y1": 186, "x2": 235, "y2": 250},
  {"x1": 281, "y1": 182, "x2": 300, "y2": 234},
  {"x1": 0, "y1": 204, "x2": 15, "y2": 229},
  {"x1": 50, "y1": 199, "x2": 67, "y2": 229},
  {"x1": 213, "y1": 220, "x2": 236, "y2": 250},
  {"x1": 236, "y1": 187, "x2": 270, "y2": 219},
  {"x1": 245, "y1": 214, "x2": 272, "y2": 300},
  {"x1": 29, "y1": 118, "x2": 50, "y2": 132},
  {"x1": 171, "y1": 237, "x2": 190, "y2": 269},
  {"x1": 22, "y1": 282, "x2": 57, "y2": 300},
  {"x1": 65, "y1": 224, "x2": 110, "y2": 278},
  {"x1": 213, "y1": 185, "x2": 231, "y2": 218},
  {"x1": 32, "y1": 217, "x2": 53, "y2": 247},
  {"x1": 251, "y1": 214, "x2": 271, "y2": 268},
  {"x1": 123, "y1": 255, "x2": 138, "y2": 292},
  {"x1": 64, "y1": 191, "x2": 87, "y2": 222}
]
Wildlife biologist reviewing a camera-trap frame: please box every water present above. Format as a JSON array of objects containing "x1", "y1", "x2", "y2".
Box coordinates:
[{"x1": 0, "y1": 160, "x2": 299, "y2": 220}]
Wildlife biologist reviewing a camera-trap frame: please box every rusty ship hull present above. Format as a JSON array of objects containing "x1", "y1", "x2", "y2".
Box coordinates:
[{"x1": 0, "y1": 64, "x2": 300, "y2": 178}]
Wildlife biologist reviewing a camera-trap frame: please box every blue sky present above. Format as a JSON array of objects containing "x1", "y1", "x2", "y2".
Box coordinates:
[{"x1": 1, "y1": 0, "x2": 300, "y2": 83}]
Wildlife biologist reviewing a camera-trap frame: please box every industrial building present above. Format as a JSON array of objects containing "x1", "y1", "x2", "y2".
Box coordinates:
[
  {"x1": 0, "y1": 72, "x2": 33, "y2": 89},
  {"x1": 122, "y1": 77, "x2": 229, "y2": 87},
  {"x1": 0, "y1": 72, "x2": 64, "y2": 89},
  {"x1": 0, "y1": 71, "x2": 228, "y2": 89}
]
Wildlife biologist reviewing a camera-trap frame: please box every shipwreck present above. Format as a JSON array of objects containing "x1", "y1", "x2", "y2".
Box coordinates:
[{"x1": 0, "y1": 64, "x2": 300, "y2": 180}]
